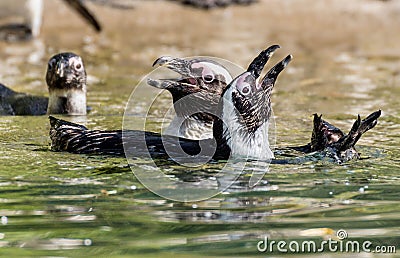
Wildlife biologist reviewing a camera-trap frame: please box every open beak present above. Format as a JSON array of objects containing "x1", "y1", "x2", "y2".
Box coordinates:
[
  {"x1": 247, "y1": 44, "x2": 280, "y2": 79},
  {"x1": 233, "y1": 45, "x2": 291, "y2": 93},
  {"x1": 152, "y1": 56, "x2": 192, "y2": 76},
  {"x1": 148, "y1": 56, "x2": 197, "y2": 90},
  {"x1": 260, "y1": 54, "x2": 292, "y2": 93},
  {"x1": 228, "y1": 46, "x2": 292, "y2": 128}
]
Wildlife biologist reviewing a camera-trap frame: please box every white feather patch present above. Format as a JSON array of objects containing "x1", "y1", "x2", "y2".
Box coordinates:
[
  {"x1": 164, "y1": 115, "x2": 213, "y2": 140},
  {"x1": 222, "y1": 84, "x2": 273, "y2": 160}
]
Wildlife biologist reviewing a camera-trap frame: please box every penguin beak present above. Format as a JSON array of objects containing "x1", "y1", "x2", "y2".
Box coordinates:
[
  {"x1": 260, "y1": 54, "x2": 292, "y2": 92},
  {"x1": 247, "y1": 44, "x2": 280, "y2": 79},
  {"x1": 230, "y1": 45, "x2": 291, "y2": 94},
  {"x1": 148, "y1": 56, "x2": 198, "y2": 90},
  {"x1": 152, "y1": 56, "x2": 192, "y2": 77},
  {"x1": 227, "y1": 46, "x2": 292, "y2": 130}
]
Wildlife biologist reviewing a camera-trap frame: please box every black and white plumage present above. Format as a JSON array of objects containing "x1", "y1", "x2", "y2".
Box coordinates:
[
  {"x1": 149, "y1": 46, "x2": 382, "y2": 163},
  {"x1": 49, "y1": 46, "x2": 291, "y2": 161},
  {"x1": 0, "y1": 52, "x2": 87, "y2": 115},
  {"x1": 48, "y1": 46, "x2": 382, "y2": 163},
  {"x1": 46, "y1": 52, "x2": 87, "y2": 115},
  {"x1": 49, "y1": 116, "x2": 205, "y2": 156},
  {"x1": 149, "y1": 56, "x2": 233, "y2": 140},
  {"x1": 213, "y1": 45, "x2": 291, "y2": 160},
  {"x1": 293, "y1": 110, "x2": 382, "y2": 163}
]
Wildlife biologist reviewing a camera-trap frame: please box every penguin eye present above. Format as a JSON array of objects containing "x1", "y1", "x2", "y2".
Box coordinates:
[
  {"x1": 241, "y1": 86, "x2": 250, "y2": 95},
  {"x1": 73, "y1": 61, "x2": 84, "y2": 71},
  {"x1": 238, "y1": 82, "x2": 251, "y2": 96},
  {"x1": 70, "y1": 57, "x2": 83, "y2": 71},
  {"x1": 202, "y1": 73, "x2": 214, "y2": 83}
]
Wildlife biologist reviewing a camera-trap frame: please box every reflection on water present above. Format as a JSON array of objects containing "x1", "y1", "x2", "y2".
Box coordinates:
[{"x1": 0, "y1": 0, "x2": 399, "y2": 256}]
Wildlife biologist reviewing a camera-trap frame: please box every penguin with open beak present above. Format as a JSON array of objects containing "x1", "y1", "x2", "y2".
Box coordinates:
[
  {"x1": 48, "y1": 46, "x2": 292, "y2": 161},
  {"x1": 146, "y1": 45, "x2": 382, "y2": 163},
  {"x1": 148, "y1": 56, "x2": 233, "y2": 140},
  {"x1": 213, "y1": 46, "x2": 291, "y2": 160},
  {"x1": 47, "y1": 46, "x2": 381, "y2": 163}
]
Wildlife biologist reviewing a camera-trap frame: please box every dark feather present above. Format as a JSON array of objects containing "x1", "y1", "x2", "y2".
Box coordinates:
[
  {"x1": 63, "y1": 0, "x2": 102, "y2": 32},
  {"x1": 49, "y1": 116, "x2": 212, "y2": 158},
  {"x1": 294, "y1": 110, "x2": 382, "y2": 163}
]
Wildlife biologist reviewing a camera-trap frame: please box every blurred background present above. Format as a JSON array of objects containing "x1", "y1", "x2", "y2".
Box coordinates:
[
  {"x1": 0, "y1": 0, "x2": 399, "y2": 256},
  {"x1": 0, "y1": 0, "x2": 399, "y2": 116}
]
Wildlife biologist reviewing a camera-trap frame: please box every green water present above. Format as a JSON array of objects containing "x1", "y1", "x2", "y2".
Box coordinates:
[{"x1": 0, "y1": 0, "x2": 399, "y2": 257}]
